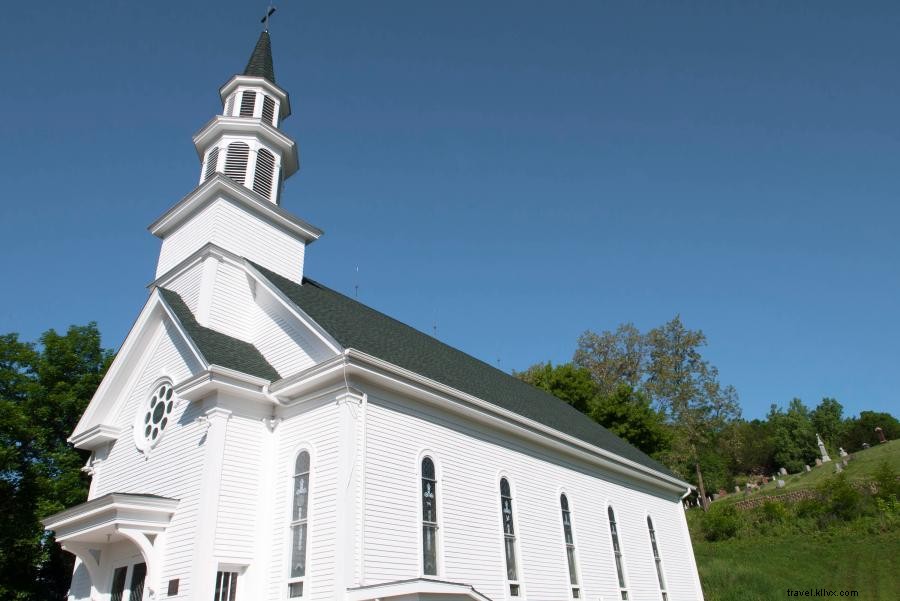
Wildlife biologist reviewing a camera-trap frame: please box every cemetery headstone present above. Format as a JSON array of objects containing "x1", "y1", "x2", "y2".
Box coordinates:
[
  {"x1": 875, "y1": 426, "x2": 887, "y2": 443},
  {"x1": 779, "y1": 467, "x2": 788, "y2": 476},
  {"x1": 817, "y1": 433, "x2": 832, "y2": 462},
  {"x1": 835, "y1": 462, "x2": 843, "y2": 473},
  {"x1": 815, "y1": 458, "x2": 823, "y2": 467},
  {"x1": 804, "y1": 465, "x2": 811, "y2": 472},
  {"x1": 777, "y1": 480, "x2": 785, "y2": 488},
  {"x1": 839, "y1": 447, "x2": 848, "y2": 457}
]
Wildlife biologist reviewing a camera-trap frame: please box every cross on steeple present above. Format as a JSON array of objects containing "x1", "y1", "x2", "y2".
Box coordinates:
[{"x1": 261, "y1": 3, "x2": 277, "y2": 31}]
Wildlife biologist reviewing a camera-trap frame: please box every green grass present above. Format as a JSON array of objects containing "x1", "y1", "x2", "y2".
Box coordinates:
[
  {"x1": 693, "y1": 529, "x2": 900, "y2": 601},
  {"x1": 720, "y1": 440, "x2": 900, "y2": 502}
]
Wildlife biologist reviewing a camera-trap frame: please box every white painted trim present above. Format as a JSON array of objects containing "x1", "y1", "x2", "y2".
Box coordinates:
[
  {"x1": 196, "y1": 254, "x2": 220, "y2": 326},
  {"x1": 416, "y1": 450, "x2": 443, "y2": 579},
  {"x1": 148, "y1": 174, "x2": 322, "y2": 243},
  {"x1": 282, "y1": 443, "x2": 316, "y2": 600},
  {"x1": 557, "y1": 489, "x2": 583, "y2": 599},
  {"x1": 605, "y1": 503, "x2": 630, "y2": 599},
  {"x1": 345, "y1": 578, "x2": 493, "y2": 601},
  {"x1": 219, "y1": 75, "x2": 291, "y2": 119},
  {"x1": 192, "y1": 116, "x2": 299, "y2": 178},
  {"x1": 495, "y1": 474, "x2": 526, "y2": 600}
]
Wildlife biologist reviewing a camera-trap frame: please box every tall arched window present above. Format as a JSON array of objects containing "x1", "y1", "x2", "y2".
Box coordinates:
[
  {"x1": 253, "y1": 148, "x2": 276, "y2": 199},
  {"x1": 560, "y1": 494, "x2": 580, "y2": 598},
  {"x1": 203, "y1": 147, "x2": 219, "y2": 182},
  {"x1": 647, "y1": 516, "x2": 667, "y2": 601},
  {"x1": 239, "y1": 90, "x2": 256, "y2": 117},
  {"x1": 262, "y1": 95, "x2": 277, "y2": 126},
  {"x1": 224, "y1": 142, "x2": 250, "y2": 185},
  {"x1": 500, "y1": 478, "x2": 520, "y2": 597},
  {"x1": 608, "y1": 506, "x2": 628, "y2": 600},
  {"x1": 288, "y1": 451, "x2": 310, "y2": 598},
  {"x1": 421, "y1": 457, "x2": 438, "y2": 576}
]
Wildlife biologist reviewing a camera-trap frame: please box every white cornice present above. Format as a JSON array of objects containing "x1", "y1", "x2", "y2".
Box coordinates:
[
  {"x1": 219, "y1": 75, "x2": 291, "y2": 119},
  {"x1": 175, "y1": 365, "x2": 271, "y2": 403},
  {"x1": 43, "y1": 493, "x2": 179, "y2": 542},
  {"x1": 192, "y1": 115, "x2": 299, "y2": 178},
  {"x1": 346, "y1": 578, "x2": 492, "y2": 601},
  {"x1": 68, "y1": 424, "x2": 122, "y2": 450},
  {"x1": 147, "y1": 174, "x2": 323, "y2": 242},
  {"x1": 268, "y1": 351, "x2": 689, "y2": 494}
]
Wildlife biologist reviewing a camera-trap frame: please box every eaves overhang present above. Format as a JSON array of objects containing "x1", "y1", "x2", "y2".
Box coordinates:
[
  {"x1": 219, "y1": 74, "x2": 291, "y2": 119},
  {"x1": 148, "y1": 174, "x2": 322, "y2": 243},
  {"x1": 346, "y1": 578, "x2": 492, "y2": 601},
  {"x1": 193, "y1": 115, "x2": 299, "y2": 178},
  {"x1": 68, "y1": 424, "x2": 122, "y2": 449},
  {"x1": 269, "y1": 350, "x2": 690, "y2": 495},
  {"x1": 42, "y1": 493, "x2": 179, "y2": 544}
]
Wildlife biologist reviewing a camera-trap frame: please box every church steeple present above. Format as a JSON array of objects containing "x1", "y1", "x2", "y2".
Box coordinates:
[
  {"x1": 243, "y1": 30, "x2": 276, "y2": 84},
  {"x1": 192, "y1": 32, "x2": 297, "y2": 204}
]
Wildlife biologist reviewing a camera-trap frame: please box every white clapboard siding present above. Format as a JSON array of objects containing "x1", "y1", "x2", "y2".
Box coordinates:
[
  {"x1": 157, "y1": 197, "x2": 306, "y2": 283},
  {"x1": 93, "y1": 326, "x2": 207, "y2": 600},
  {"x1": 206, "y1": 260, "x2": 255, "y2": 342},
  {"x1": 215, "y1": 414, "x2": 265, "y2": 561},
  {"x1": 267, "y1": 399, "x2": 342, "y2": 601},
  {"x1": 251, "y1": 286, "x2": 336, "y2": 378},
  {"x1": 162, "y1": 259, "x2": 205, "y2": 315},
  {"x1": 361, "y1": 392, "x2": 702, "y2": 601}
]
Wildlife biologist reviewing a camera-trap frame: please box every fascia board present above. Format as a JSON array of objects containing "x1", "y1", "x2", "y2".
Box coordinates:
[
  {"x1": 68, "y1": 424, "x2": 122, "y2": 450},
  {"x1": 70, "y1": 291, "x2": 167, "y2": 444},
  {"x1": 219, "y1": 75, "x2": 291, "y2": 119},
  {"x1": 267, "y1": 354, "x2": 347, "y2": 401},
  {"x1": 242, "y1": 260, "x2": 344, "y2": 355},
  {"x1": 344, "y1": 349, "x2": 690, "y2": 493},
  {"x1": 192, "y1": 116, "x2": 299, "y2": 177},
  {"x1": 345, "y1": 579, "x2": 491, "y2": 601},
  {"x1": 155, "y1": 291, "x2": 210, "y2": 369},
  {"x1": 150, "y1": 242, "x2": 241, "y2": 290},
  {"x1": 43, "y1": 493, "x2": 178, "y2": 531},
  {"x1": 174, "y1": 367, "x2": 270, "y2": 404},
  {"x1": 148, "y1": 175, "x2": 323, "y2": 242}
]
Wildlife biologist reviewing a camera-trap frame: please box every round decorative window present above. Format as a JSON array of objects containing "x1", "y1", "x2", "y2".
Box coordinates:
[{"x1": 135, "y1": 380, "x2": 176, "y2": 451}]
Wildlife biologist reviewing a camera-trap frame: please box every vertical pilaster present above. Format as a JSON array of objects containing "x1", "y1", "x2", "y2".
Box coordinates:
[
  {"x1": 333, "y1": 387, "x2": 363, "y2": 600},
  {"x1": 190, "y1": 404, "x2": 231, "y2": 601}
]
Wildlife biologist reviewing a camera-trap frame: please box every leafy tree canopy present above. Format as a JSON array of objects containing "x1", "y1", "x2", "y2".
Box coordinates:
[{"x1": 0, "y1": 324, "x2": 112, "y2": 601}]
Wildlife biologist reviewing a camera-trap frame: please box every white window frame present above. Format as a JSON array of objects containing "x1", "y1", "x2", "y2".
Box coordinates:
[
  {"x1": 417, "y1": 450, "x2": 442, "y2": 578},
  {"x1": 213, "y1": 564, "x2": 246, "y2": 601},
  {"x1": 646, "y1": 515, "x2": 668, "y2": 601},
  {"x1": 131, "y1": 377, "x2": 177, "y2": 454},
  {"x1": 109, "y1": 558, "x2": 147, "y2": 601},
  {"x1": 497, "y1": 474, "x2": 524, "y2": 599},
  {"x1": 284, "y1": 445, "x2": 314, "y2": 600},
  {"x1": 607, "y1": 505, "x2": 629, "y2": 601},
  {"x1": 558, "y1": 490, "x2": 582, "y2": 600}
]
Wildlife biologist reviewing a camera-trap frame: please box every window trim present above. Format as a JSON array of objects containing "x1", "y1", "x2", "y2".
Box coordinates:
[
  {"x1": 284, "y1": 445, "x2": 315, "y2": 600},
  {"x1": 416, "y1": 450, "x2": 442, "y2": 578},
  {"x1": 131, "y1": 377, "x2": 177, "y2": 454},
  {"x1": 645, "y1": 514, "x2": 667, "y2": 600},
  {"x1": 607, "y1": 504, "x2": 629, "y2": 601},
  {"x1": 558, "y1": 490, "x2": 582, "y2": 599},
  {"x1": 497, "y1": 474, "x2": 524, "y2": 598}
]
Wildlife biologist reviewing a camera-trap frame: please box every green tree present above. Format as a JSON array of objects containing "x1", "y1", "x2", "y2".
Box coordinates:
[
  {"x1": 840, "y1": 411, "x2": 900, "y2": 451},
  {"x1": 591, "y1": 384, "x2": 670, "y2": 457},
  {"x1": 515, "y1": 362, "x2": 596, "y2": 414},
  {"x1": 0, "y1": 324, "x2": 112, "y2": 600},
  {"x1": 573, "y1": 323, "x2": 645, "y2": 397},
  {"x1": 811, "y1": 397, "x2": 844, "y2": 452},
  {"x1": 644, "y1": 316, "x2": 740, "y2": 509},
  {"x1": 768, "y1": 399, "x2": 817, "y2": 473}
]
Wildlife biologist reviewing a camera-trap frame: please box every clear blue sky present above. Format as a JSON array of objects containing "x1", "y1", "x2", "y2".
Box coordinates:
[{"x1": 1, "y1": 1, "x2": 898, "y2": 421}]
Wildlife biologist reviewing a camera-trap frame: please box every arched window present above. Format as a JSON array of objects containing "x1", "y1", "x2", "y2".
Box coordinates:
[
  {"x1": 608, "y1": 506, "x2": 628, "y2": 600},
  {"x1": 262, "y1": 95, "x2": 277, "y2": 126},
  {"x1": 203, "y1": 147, "x2": 219, "y2": 182},
  {"x1": 288, "y1": 451, "x2": 310, "y2": 598},
  {"x1": 239, "y1": 90, "x2": 256, "y2": 117},
  {"x1": 560, "y1": 494, "x2": 580, "y2": 598},
  {"x1": 500, "y1": 478, "x2": 520, "y2": 597},
  {"x1": 253, "y1": 148, "x2": 276, "y2": 199},
  {"x1": 224, "y1": 142, "x2": 250, "y2": 185},
  {"x1": 421, "y1": 457, "x2": 438, "y2": 576},
  {"x1": 647, "y1": 516, "x2": 667, "y2": 601}
]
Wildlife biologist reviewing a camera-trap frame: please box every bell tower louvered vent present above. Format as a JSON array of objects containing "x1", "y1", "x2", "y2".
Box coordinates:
[
  {"x1": 262, "y1": 96, "x2": 276, "y2": 126},
  {"x1": 253, "y1": 149, "x2": 276, "y2": 199},
  {"x1": 224, "y1": 142, "x2": 250, "y2": 184},
  {"x1": 239, "y1": 91, "x2": 256, "y2": 117},
  {"x1": 203, "y1": 147, "x2": 220, "y2": 182},
  {"x1": 224, "y1": 94, "x2": 235, "y2": 117}
]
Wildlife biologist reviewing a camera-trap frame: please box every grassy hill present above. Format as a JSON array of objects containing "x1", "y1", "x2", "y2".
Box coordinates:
[{"x1": 689, "y1": 440, "x2": 900, "y2": 600}]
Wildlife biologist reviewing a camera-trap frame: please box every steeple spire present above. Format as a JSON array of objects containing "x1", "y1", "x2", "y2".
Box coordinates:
[{"x1": 243, "y1": 30, "x2": 276, "y2": 83}]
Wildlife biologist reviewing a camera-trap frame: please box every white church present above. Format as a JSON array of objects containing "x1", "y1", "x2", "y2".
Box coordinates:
[{"x1": 44, "y1": 28, "x2": 705, "y2": 601}]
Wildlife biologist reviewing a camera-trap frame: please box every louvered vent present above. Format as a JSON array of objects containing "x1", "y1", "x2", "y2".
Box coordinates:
[
  {"x1": 224, "y1": 142, "x2": 250, "y2": 185},
  {"x1": 224, "y1": 94, "x2": 235, "y2": 117},
  {"x1": 239, "y1": 91, "x2": 256, "y2": 117},
  {"x1": 203, "y1": 147, "x2": 220, "y2": 181},
  {"x1": 253, "y1": 149, "x2": 276, "y2": 199},
  {"x1": 262, "y1": 95, "x2": 276, "y2": 126}
]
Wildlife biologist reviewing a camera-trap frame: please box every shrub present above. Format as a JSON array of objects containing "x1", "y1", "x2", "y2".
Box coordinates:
[
  {"x1": 818, "y1": 472, "x2": 863, "y2": 522},
  {"x1": 759, "y1": 500, "x2": 789, "y2": 524},
  {"x1": 703, "y1": 504, "x2": 742, "y2": 542},
  {"x1": 794, "y1": 497, "x2": 826, "y2": 520},
  {"x1": 872, "y1": 460, "x2": 900, "y2": 501}
]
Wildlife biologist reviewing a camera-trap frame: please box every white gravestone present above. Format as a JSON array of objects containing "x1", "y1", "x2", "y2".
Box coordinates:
[{"x1": 817, "y1": 433, "x2": 831, "y2": 463}]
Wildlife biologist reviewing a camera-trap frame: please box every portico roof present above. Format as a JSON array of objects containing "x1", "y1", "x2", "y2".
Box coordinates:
[
  {"x1": 346, "y1": 578, "x2": 492, "y2": 601},
  {"x1": 42, "y1": 492, "x2": 178, "y2": 544}
]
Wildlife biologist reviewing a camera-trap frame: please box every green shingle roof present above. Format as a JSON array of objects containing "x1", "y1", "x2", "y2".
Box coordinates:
[
  {"x1": 243, "y1": 31, "x2": 275, "y2": 83},
  {"x1": 252, "y1": 263, "x2": 679, "y2": 480},
  {"x1": 159, "y1": 288, "x2": 281, "y2": 381}
]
